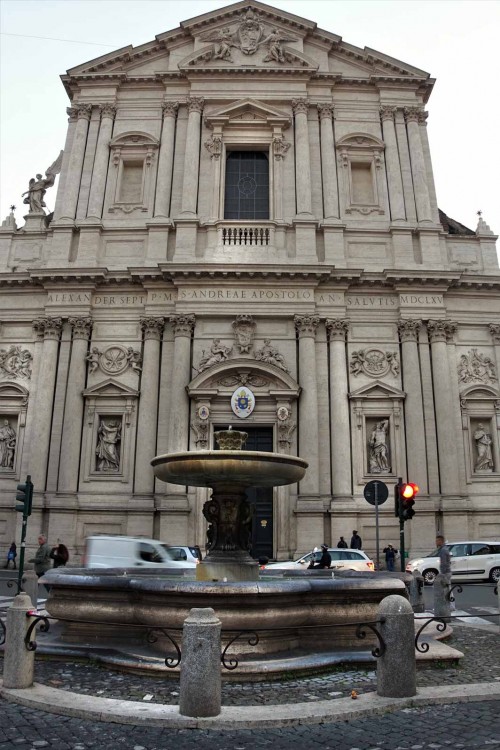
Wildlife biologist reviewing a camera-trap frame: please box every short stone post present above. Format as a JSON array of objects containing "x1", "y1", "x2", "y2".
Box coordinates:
[
  {"x1": 179, "y1": 607, "x2": 222, "y2": 718},
  {"x1": 434, "y1": 573, "x2": 451, "y2": 621},
  {"x1": 409, "y1": 573, "x2": 425, "y2": 613},
  {"x1": 21, "y1": 571, "x2": 39, "y2": 608},
  {"x1": 377, "y1": 594, "x2": 416, "y2": 697},
  {"x1": 3, "y1": 592, "x2": 36, "y2": 688}
]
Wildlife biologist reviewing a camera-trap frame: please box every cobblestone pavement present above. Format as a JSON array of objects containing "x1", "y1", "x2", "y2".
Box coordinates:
[{"x1": 1, "y1": 623, "x2": 499, "y2": 748}]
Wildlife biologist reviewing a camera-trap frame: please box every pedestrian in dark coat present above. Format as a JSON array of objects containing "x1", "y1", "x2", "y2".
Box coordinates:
[{"x1": 350, "y1": 530, "x2": 362, "y2": 549}]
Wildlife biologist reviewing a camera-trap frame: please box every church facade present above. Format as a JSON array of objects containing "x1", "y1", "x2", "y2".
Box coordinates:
[{"x1": 0, "y1": 0, "x2": 499, "y2": 564}]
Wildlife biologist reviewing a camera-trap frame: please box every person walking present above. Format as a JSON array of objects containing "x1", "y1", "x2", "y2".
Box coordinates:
[
  {"x1": 383, "y1": 544, "x2": 397, "y2": 571},
  {"x1": 337, "y1": 536, "x2": 348, "y2": 548},
  {"x1": 50, "y1": 542, "x2": 69, "y2": 568},
  {"x1": 29, "y1": 534, "x2": 52, "y2": 578},
  {"x1": 350, "y1": 530, "x2": 362, "y2": 549},
  {"x1": 4, "y1": 541, "x2": 17, "y2": 569}
]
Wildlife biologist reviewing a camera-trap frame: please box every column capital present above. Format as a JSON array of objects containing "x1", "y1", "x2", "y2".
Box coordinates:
[
  {"x1": 398, "y1": 319, "x2": 422, "y2": 342},
  {"x1": 380, "y1": 105, "x2": 396, "y2": 122},
  {"x1": 404, "y1": 106, "x2": 422, "y2": 124},
  {"x1": 162, "y1": 101, "x2": 179, "y2": 118},
  {"x1": 140, "y1": 316, "x2": 165, "y2": 340},
  {"x1": 99, "y1": 103, "x2": 116, "y2": 119},
  {"x1": 66, "y1": 106, "x2": 78, "y2": 122},
  {"x1": 427, "y1": 319, "x2": 457, "y2": 343},
  {"x1": 294, "y1": 314, "x2": 319, "y2": 338},
  {"x1": 325, "y1": 318, "x2": 349, "y2": 341},
  {"x1": 32, "y1": 316, "x2": 63, "y2": 340},
  {"x1": 170, "y1": 314, "x2": 196, "y2": 337},
  {"x1": 489, "y1": 323, "x2": 500, "y2": 344},
  {"x1": 68, "y1": 316, "x2": 92, "y2": 340},
  {"x1": 292, "y1": 98, "x2": 309, "y2": 115},
  {"x1": 317, "y1": 103, "x2": 334, "y2": 120},
  {"x1": 186, "y1": 97, "x2": 204, "y2": 114},
  {"x1": 417, "y1": 110, "x2": 429, "y2": 125},
  {"x1": 75, "y1": 103, "x2": 93, "y2": 121}
]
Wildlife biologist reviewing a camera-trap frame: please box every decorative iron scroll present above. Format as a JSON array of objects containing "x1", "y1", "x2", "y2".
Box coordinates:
[
  {"x1": 355, "y1": 622, "x2": 386, "y2": 658},
  {"x1": 221, "y1": 630, "x2": 259, "y2": 670},
  {"x1": 7, "y1": 578, "x2": 22, "y2": 594},
  {"x1": 24, "y1": 613, "x2": 51, "y2": 651},
  {"x1": 414, "y1": 617, "x2": 447, "y2": 653},
  {"x1": 447, "y1": 584, "x2": 463, "y2": 603},
  {"x1": 0, "y1": 618, "x2": 5, "y2": 645},
  {"x1": 146, "y1": 628, "x2": 181, "y2": 668}
]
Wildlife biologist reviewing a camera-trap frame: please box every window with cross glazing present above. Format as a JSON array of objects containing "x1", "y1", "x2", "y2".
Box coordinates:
[{"x1": 224, "y1": 151, "x2": 269, "y2": 220}]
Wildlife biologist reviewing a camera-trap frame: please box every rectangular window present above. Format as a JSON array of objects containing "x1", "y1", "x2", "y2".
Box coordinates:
[
  {"x1": 119, "y1": 162, "x2": 144, "y2": 203},
  {"x1": 351, "y1": 163, "x2": 374, "y2": 204},
  {"x1": 224, "y1": 151, "x2": 269, "y2": 220}
]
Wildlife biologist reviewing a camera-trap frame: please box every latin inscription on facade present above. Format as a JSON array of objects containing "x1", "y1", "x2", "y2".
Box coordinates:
[{"x1": 179, "y1": 288, "x2": 314, "y2": 301}]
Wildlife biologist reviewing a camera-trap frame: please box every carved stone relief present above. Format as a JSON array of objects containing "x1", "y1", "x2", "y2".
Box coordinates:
[
  {"x1": 197, "y1": 339, "x2": 233, "y2": 372},
  {"x1": 458, "y1": 349, "x2": 497, "y2": 385},
  {"x1": 278, "y1": 415, "x2": 296, "y2": 451},
  {"x1": 0, "y1": 346, "x2": 33, "y2": 379},
  {"x1": 254, "y1": 339, "x2": 290, "y2": 373},
  {"x1": 191, "y1": 417, "x2": 209, "y2": 450},
  {"x1": 217, "y1": 373, "x2": 268, "y2": 388},
  {"x1": 86, "y1": 345, "x2": 142, "y2": 376},
  {"x1": 350, "y1": 349, "x2": 399, "y2": 378},
  {"x1": 232, "y1": 315, "x2": 255, "y2": 354}
]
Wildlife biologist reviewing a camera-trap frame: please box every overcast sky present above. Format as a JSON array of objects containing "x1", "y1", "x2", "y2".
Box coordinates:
[{"x1": 1, "y1": 0, "x2": 499, "y2": 257}]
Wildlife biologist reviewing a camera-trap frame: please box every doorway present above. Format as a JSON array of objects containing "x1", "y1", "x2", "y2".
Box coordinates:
[{"x1": 215, "y1": 425, "x2": 274, "y2": 560}]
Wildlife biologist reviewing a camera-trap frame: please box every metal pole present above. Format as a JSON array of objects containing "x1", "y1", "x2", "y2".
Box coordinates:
[
  {"x1": 16, "y1": 474, "x2": 32, "y2": 591},
  {"x1": 374, "y1": 481, "x2": 380, "y2": 571},
  {"x1": 397, "y1": 476, "x2": 405, "y2": 572}
]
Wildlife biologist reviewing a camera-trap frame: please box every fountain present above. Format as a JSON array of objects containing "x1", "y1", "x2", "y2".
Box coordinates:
[
  {"x1": 42, "y1": 428, "x2": 408, "y2": 673},
  {"x1": 151, "y1": 427, "x2": 307, "y2": 582}
]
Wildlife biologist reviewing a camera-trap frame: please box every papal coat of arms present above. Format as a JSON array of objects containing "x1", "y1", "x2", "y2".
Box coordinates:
[{"x1": 231, "y1": 386, "x2": 255, "y2": 419}]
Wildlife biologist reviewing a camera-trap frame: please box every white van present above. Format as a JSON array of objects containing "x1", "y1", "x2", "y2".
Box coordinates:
[
  {"x1": 406, "y1": 540, "x2": 500, "y2": 584},
  {"x1": 83, "y1": 536, "x2": 197, "y2": 570}
]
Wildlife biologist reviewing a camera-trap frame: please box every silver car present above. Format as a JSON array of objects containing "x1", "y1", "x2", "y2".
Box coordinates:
[
  {"x1": 264, "y1": 547, "x2": 374, "y2": 572},
  {"x1": 406, "y1": 540, "x2": 500, "y2": 584}
]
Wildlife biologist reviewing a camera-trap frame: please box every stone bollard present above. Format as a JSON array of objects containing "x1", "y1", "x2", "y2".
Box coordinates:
[
  {"x1": 409, "y1": 573, "x2": 425, "y2": 613},
  {"x1": 179, "y1": 607, "x2": 222, "y2": 718},
  {"x1": 3, "y1": 592, "x2": 36, "y2": 689},
  {"x1": 434, "y1": 573, "x2": 451, "y2": 622},
  {"x1": 21, "y1": 571, "x2": 39, "y2": 609},
  {"x1": 377, "y1": 594, "x2": 416, "y2": 697}
]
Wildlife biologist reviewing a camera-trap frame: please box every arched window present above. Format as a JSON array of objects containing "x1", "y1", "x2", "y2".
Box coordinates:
[{"x1": 224, "y1": 151, "x2": 269, "y2": 220}]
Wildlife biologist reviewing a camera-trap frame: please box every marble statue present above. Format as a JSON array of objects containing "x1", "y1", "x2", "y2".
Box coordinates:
[
  {"x1": 198, "y1": 339, "x2": 232, "y2": 371},
  {"x1": 369, "y1": 420, "x2": 390, "y2": 473},
  {"x1": 474, "y1": 424, "x2": 493, "y2": 471},
  {"x1": 96, "y1": 419, "x2": 121, "y2": 471},
  {"x1": 0, "y1": 419, "x2": 16, "y2": 469},
  {"x1": 22, "y1": 151, "x2": 63, "y2": 214}
]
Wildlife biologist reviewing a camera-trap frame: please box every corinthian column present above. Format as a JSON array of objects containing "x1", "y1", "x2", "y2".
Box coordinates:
[
  {"x1": 86, "y1": 104, "x2": 116, "y2": 219},
  {"x1": 404, "y1": 107, "x2": 432, "y2": 224},
  {"x1": 58, "y1": 317, "x2": 92, "y2": 492},
  {"x1": 317, "y1": 104, "x2": 339, "y2": 220},
  {"x1": 60, "y1": 104, "x2": 93, "y2": 221},
  {"x1": 294, "y1": 315, "x2": 320, "y2": 493},
  {"x1": 168, "y1": 315, "x2": 195, "y2": 454},
  {"x1": 135, "y1": 317, "x2": 165, "y2": 494},
  {"x1": 326, "y1": 319, "x2": 350, "y2": 499},
  {"x1": 154, "y1": 102, "x2": 178, "y2": 218},
  {"x1": 398, "y1": 320, "x2": 427, "y2": 492},
  {"x1": 180, "y1": 98, "x2": 204, "y2": 217},
  {"x1": 30, "y1": 317, "x2": 63, "y2": 489},
  {"x1": 427, "y1": 320, "x2": 460, "y2": 495},
  {"x1": 380, "y1": 107, "x2": 406, "y2": 222},
  {"x1": 292, "y1": 99, "x2": 313, "y2": 216}
]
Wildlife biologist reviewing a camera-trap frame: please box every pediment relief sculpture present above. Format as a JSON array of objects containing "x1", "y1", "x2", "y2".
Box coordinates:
[
  {"x1": 254, "y1": 339, "x2": 290, "y2": 373},
  {"x1": 458, "y1": 349, "x2": 497, "y2": 385},
  {"x1": 350, "y1": 349, "x2": 399, "y2": 378},
  {"x1": 0, "y1": 346, "x2": 33, "y2": 380},
  {"x1": 197, "y1": 339, "x2": 233, "y2": 373}
]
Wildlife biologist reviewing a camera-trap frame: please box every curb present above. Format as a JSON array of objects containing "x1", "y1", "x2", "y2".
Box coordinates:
[{"x1": 1, "y1": 681, "x2": 500, "y2": 729}]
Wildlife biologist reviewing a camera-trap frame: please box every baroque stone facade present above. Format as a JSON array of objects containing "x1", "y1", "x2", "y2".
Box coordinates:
[{"x1": 0, "y1": 1, "x2": 499, "y2": 563}]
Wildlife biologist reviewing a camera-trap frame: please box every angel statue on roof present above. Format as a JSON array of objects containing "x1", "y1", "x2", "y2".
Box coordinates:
[
  {"x1": 200, "y1": 27, "x2": 237, "y2": 62},
  {"x1": 22, "y1": 151, "x2": 63, "y2": 214},
  {"x1": 262, "y1": 28, "x2": 298, "y2": 64}
]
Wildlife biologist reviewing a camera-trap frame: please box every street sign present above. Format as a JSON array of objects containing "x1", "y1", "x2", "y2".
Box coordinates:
[{"x1": 363, "y1": 480, "x2": 389, "y2": 506}]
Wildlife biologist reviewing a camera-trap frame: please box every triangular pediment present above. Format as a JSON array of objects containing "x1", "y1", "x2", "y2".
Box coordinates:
[
  {"x1": 349, "y1": 380, "x2": 406, "y2": 400},
  {"x1": 205, "y1": 98, "x2": 291, "y2": 129},
  {"x1": 83, "y1": 379, "x2": 139, "y2": 399}
]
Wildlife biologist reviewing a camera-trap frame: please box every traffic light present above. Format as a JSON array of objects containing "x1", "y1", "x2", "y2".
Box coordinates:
[
  {"x1": 15, "y1": 476, "x2": 33, "y2": 516},
  {"x1": 400, "y1": 482, "x2": 419, "y2": 521}
]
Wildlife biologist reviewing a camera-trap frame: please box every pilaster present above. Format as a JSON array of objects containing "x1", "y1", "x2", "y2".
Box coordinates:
[{"x1": 326, "y1": 319, "x2": 351, "y2": 501}]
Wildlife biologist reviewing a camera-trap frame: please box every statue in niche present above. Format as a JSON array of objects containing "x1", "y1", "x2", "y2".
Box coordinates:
[
  {"x1": 254, "y1": 339, "x2": 290, "y2": 372},
  {"x1": 474, "y1": 424, "x2": 494, "y2": 472},
  {"x1": 198, "y1": 339, "x2": 232, "y2": 372},
  {"x1": 22, "y1": 151, "x2": 63, "y2": 214},
  {"x1": 95, "y1": 419, "x2": 121, "y2": 471},
  {"x1": 0, "y1": 419, "x2": 16, "y2": 469},
  {"x1": 368, "y1": 420, "x2": 390, "y2": 474}
]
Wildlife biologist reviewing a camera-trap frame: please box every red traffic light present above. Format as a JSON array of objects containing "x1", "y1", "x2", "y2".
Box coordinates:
[{"x1": 401, "y1": 482, "x2": 419, "y2": 499}]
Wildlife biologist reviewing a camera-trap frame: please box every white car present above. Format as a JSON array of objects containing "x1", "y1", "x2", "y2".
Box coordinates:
[
  {"x1": 264, "y1": 547, "x2": 374, "y2": 573},
  {"x1": 406, "y1": 540, "x2": 500, "y2": 584}
]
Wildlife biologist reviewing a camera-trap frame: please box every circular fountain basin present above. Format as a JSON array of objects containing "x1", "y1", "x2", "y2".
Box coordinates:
[{"x1": 151, "y1": 450, "x2": 308, "y2": 487}]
